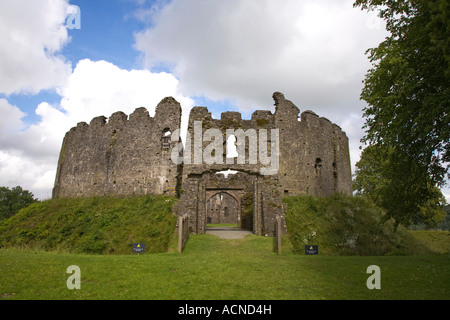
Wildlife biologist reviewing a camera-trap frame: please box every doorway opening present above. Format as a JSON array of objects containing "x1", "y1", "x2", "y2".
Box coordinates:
[{"x1": 206, "y1": 192, "x2": 239, "y2": 228}]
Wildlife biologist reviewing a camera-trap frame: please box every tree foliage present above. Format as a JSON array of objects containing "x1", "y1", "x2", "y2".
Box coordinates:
[
  {"x1": 354, "y1": 0, "x2": 449, "y2": 186},
  {"x1": 354, "y1": 145, "x2": 446, "y2": 228},
  {"x1": 0, "y1": 186, "x2": 37, "y2": 221}
]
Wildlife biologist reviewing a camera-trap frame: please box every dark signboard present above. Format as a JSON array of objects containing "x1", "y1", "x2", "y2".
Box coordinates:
[
  {"x1": 132, "y1": 243, "x2": 145, "y2": 254},
  {"x1": 305, "y1": 245, "x2": 318, "y2": 255}
]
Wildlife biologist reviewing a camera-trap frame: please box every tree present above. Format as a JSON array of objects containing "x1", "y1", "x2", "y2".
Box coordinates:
[
  {"x1": 354, "y1": 145, "x2": 446, "y2": 228},
  {"x1": 353, "y1": 0, "x2": 449, "y2": 186},
  {"x1": 0, "y1": 186, "x2": 37, "y2": 221}
]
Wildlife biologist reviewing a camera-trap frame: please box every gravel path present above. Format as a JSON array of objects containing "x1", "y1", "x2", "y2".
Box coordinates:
[{"x1": 205, "y1": 227, "x2": 253, "y2": 239}]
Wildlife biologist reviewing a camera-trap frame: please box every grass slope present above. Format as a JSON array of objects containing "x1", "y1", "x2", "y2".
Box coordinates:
[
  {"x1": 283, "y1": 194, "x2": 450, "y2": 256},
  {"x1": 0, "y1": 196, "x2": 177, "y2": 254}
]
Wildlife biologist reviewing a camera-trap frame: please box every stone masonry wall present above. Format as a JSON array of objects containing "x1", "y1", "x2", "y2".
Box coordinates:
[
  {"x1": 177, "y1": 92, "x2": 352, "y2": 236},
  {"x1": 273, "y1": 92, "x2": 352, "y2": 197},
  {"x1": 52, "y1": 97, "x2": 182, "y2": 198},
  {"x1": 53, "y1": 92, "x2": 352, "y2": 237}
]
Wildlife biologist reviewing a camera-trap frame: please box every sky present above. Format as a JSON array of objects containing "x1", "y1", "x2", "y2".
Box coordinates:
[{"x1": 0, "y1": 0, "x2": 448, "y2": 202}]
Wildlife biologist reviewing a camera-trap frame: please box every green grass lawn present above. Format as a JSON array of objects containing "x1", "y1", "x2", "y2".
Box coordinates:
[
  {"x1": 206, "y1": 223, "x2": 238, "y2": 228},
  {"x1": 1, "y1": 233, "x2": 449, "y2": 300}
]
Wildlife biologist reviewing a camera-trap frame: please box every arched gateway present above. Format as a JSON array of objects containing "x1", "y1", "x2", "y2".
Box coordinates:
[
  {"x1": 206, "y1": 191, "x2": 240, "y2": 225},
  {"x1": 179, "y1": 169, "x2": 286, "y2": 236}
]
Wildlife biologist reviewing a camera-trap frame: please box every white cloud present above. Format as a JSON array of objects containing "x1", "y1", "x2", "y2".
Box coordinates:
[
  {"x1": 0, "y1": 98, "x2": 27, "y2": 134},
  {"x1": 442, "y1": 187, "x2": 450, "y2": 204},
  {"x1": 59, "y1": 59, "x2": 193, "y2": 124},
  {"x1": 0, "y1": 150, "x2": 55, "y2": 200},
  {"x1": 0, "y1": 100, "x2": 58, "y2": 198},
  {"x1": 134, "y1": 0, "x2": 388, "y2": 114},
  {"x1": 57, "y1": 59, "x2": 194, "y2": 151},
  {"x1": 0, "y1": 59, "x2": 194, "y2": 199},
  {"x1": 0, "y1": 99, "x2": 63, "y2": 199},
  {"x1": 338, "y1": 111, "x2": 366, "y2": 173},
  {"x1": 0, "y1": 0, "x2": 72, "y2": 95}
]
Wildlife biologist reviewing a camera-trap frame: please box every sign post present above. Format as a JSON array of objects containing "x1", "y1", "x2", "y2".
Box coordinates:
[
  {"x1": 132, "y1": 243, "x2": 145, "y2": 255},
  {"x1": 305, "y1": 245, "x2": 318, "y2": 255}
]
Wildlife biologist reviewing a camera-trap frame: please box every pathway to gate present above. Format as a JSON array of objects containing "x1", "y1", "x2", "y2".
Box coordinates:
[{"x1": 205, "y1": 226, "x2": 253, "y2": 239}]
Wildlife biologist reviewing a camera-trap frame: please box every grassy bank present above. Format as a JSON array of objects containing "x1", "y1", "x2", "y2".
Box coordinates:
[
  {"x1": 0, "y1": 196, "x2": 177, "y2": 254},
  {"x1": 0, "y1": 234, "x2": 449, "y2": 300},
  {"x1": 283, "y1": 194, "x2": 449, "y2": 256}
]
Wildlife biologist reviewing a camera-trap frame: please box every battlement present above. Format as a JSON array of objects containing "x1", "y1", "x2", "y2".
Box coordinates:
[{"x1": 53, "y1": 97, "x2": 182, "y2": 199}]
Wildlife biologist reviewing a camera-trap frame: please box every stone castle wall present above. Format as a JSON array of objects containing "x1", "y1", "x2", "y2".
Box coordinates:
[
  {"x1": 52, "y1": 97, "x2": 182, "y2": 198},
  {"x1": 273, "y1": 92, "x2": 352, "y2": 197},
  {"x1": 53, "y1": 92, "x2": 352, "y2": 236},
  {"x1": 177, "y1": 92, "x2": 352, "y2": 236}
]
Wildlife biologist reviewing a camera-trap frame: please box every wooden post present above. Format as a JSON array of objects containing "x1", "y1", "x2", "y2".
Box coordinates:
[
  {"x1": 178, "y1": 215, "x2": 183, "y2": 254},
  {"x1": 276, "y1": 215, "x2": 282, "y2": 255},
  {"x1": 178, "y1": 214, "x2": 189, "y2": 254}
]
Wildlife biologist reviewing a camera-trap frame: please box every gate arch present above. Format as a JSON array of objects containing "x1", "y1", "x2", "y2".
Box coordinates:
[{"x1": 205, "y1": 190, "x2": 242, "y2": 227}]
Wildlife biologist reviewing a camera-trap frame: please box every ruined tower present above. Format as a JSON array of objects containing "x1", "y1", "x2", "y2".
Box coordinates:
[
  {"x1": 53, "y1": 92, "x2": 352, "y2": 236},
  {"x1": 52, "y1": 97, "x2": 182, "y2": 198}
]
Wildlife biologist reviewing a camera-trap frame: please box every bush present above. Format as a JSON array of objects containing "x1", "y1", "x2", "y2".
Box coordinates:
[{"x1": 284, "y1": 194, "x2": 413, "y2": 255}]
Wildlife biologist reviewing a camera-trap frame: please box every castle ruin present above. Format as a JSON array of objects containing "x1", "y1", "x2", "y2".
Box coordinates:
[{"x1": 53, "y1": 92, "x2": 352, "y2": 236}]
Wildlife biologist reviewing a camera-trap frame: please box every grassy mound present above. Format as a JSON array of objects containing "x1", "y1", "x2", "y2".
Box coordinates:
[
  {"x1": 283, "y1": 194, "x2": 441, "y2": 256},
  {"x1": 0, "y1": 196, "x2": 177, "y2": 254}
]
